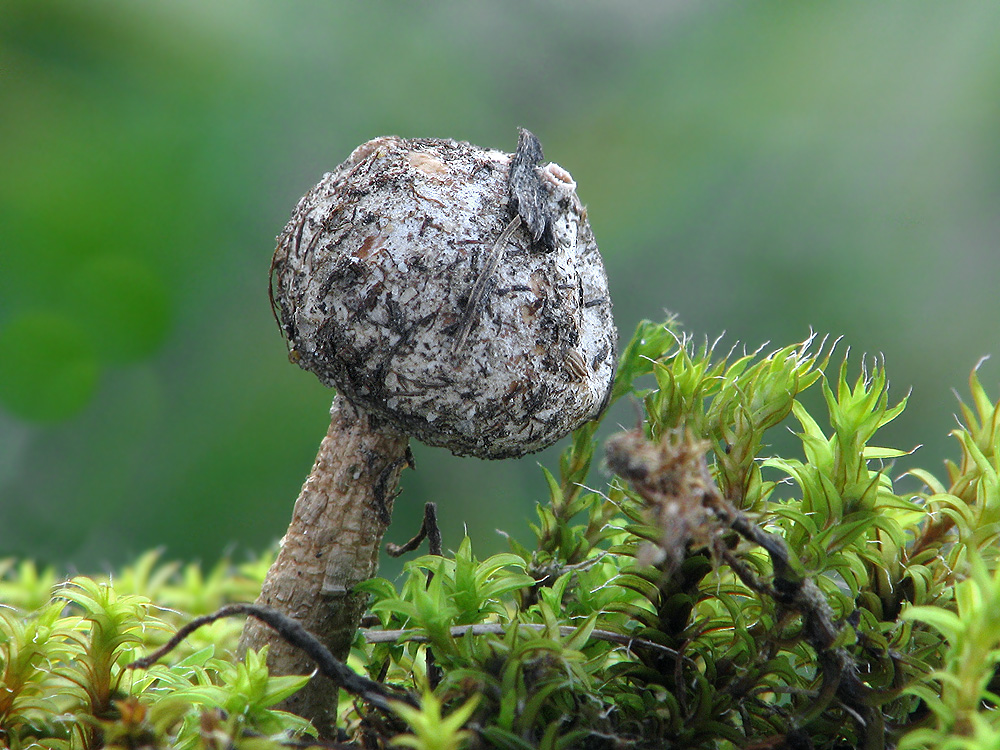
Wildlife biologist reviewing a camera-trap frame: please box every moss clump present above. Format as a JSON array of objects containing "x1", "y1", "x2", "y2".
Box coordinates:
[{"x1": 3, "y1": 319, "x2": 1000, "y2": 749}]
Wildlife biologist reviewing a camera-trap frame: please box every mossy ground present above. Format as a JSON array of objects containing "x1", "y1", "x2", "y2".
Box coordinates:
[{"x1": 3, "y1": 320, "x2": 1000, "y2": 749}]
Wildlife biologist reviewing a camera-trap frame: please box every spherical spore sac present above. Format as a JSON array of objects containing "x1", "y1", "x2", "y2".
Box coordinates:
[{"x1": 271, "y1": 136, "x2": 616, "y2": 459}]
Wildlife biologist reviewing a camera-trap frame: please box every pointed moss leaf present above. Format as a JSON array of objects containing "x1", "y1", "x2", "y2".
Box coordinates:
[
  {"x1": 261, "y1": 672, "x2": 312, "y2": 706},
  {"x1": 504, "y1": 535, "x2": 533, "y2": 562},
  {"x1": 907, "y1": 468, "x2": 947, "y2": 495},
  {"x1": 519, "y1": 682, "x2": 564, "y2": 731},
  {"x1": 958, "y1": 431, "x2": 999, "y2": 485},
  {"x1": 602, "y1": 601, "x2": 660, "y2": 627},
  {"x1": 900, "y1": 605, "x2": 962, "y2": 639},
  {"x1": 562, "y1": 613, "x2": 598, "y2": 652},
  {"x1": 612, "y1": 319, "x2": 678, "y2": 402},
  {"x1": 476, "y1": 552, "x2": 525, "y2": 583},
  {"x1": 880, "y1": 394, "x2": 909, "y2": 429},
  {"x1": 173, "y1": 645, "x2": 217, "y2": 668},
  {"x1": 863, "y1": 446, "x2": 913, "y2": 460},
  {"x1": 768, "y1": 504, "x2": 819, "y2": 537},
  {"x1": 614, "y1": 572, "x2": 661, "y2": 602},
  {"x1": 904, "y1": 565, "x2": 934, "y2": 605},
  {"x1": 354, "y1": 576, "x2": 399, "y2": 600},
  {"x1": 540, "y1": 466, "x2": 563, "y2": 509},
  {"x1": 967, "y1": 363, "x2": 995, "y2": 424},
  {"x1": 820, "y1": 512, "x2": 878, "y2": 551}
]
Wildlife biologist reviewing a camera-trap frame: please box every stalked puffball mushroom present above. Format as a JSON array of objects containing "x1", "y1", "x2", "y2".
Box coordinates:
[
  {"x1": 239, "y1": 130, "x2": 616, "y2": 735},
  {"x1": 273, "y1": 130, "x2": 615, "y2": 457}
]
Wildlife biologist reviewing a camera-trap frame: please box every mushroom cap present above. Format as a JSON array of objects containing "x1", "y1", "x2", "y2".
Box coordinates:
[{"x1": 271, "y1": 135, "x2": 616, "y2": 459}]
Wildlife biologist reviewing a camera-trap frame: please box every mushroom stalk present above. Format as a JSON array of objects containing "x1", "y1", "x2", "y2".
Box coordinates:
[
  {"x1": 249, "y1": 130, "x2": 615, "y2": 736},
  {"x1": 238, "y1": 394, "x2": 408, "y2": 737}
]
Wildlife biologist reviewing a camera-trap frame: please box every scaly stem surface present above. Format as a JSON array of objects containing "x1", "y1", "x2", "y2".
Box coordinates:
[{"x1": 238, "y1": 393, "x2": 408, "y2": 737}]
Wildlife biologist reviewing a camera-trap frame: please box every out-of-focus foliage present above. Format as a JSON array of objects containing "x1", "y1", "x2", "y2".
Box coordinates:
[{"x1": 1, "y1": 2, "x2": 999, "y2": 570}]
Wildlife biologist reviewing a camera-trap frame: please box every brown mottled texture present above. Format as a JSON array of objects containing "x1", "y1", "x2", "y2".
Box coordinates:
[{"x1": 238, "y1": 395, "x2": 408, "y2": 738}]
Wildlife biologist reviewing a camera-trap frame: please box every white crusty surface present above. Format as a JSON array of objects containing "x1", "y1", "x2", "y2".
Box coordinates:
[{"x1": 271, "y1": 136, "x2": 616, "y2": 459}]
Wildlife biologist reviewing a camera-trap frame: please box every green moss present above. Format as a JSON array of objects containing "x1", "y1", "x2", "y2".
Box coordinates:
[{"x1": 4, "y1": 319, "x2": 1000, "y2": 748}]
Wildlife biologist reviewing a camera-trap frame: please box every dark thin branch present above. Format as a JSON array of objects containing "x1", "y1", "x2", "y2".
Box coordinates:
[
  {"x1": 606, "y1": 427, "x2": 883, "y2": 747},
  {"x1": 128, "y1": 603, "x2": 416, "y2": 711},
  {"x1": 386, "y1": 502, "x2": 442, "y2": 557},
  {"x1": 385, "y1": 502, "x2": 443, "y2": 688},
  {"x1": 361, "y1": 622, "x2": 681, "y2": 658},
  {"x1": 718, "y1": 546, "x2": 776, "y2": 601}
]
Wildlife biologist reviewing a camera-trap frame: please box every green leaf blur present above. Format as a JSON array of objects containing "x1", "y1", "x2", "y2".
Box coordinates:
[{"x1": 1, "y1": 1, "x2": 998, "y2": 584}]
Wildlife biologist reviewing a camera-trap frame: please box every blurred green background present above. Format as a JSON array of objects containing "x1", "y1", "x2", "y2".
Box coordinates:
[{"x1": 2, "y1": 1, "x2": 999, "y2": 573}]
